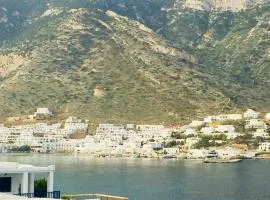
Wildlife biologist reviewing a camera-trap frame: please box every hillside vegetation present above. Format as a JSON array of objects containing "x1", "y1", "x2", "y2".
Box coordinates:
[{"x1": 0, "y1": 0, "x2": 269, "y2": 124}]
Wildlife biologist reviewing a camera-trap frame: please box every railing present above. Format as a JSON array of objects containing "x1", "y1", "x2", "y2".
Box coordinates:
[
  {"x1": 19, "y1": 193, "x2": 34, "y2": 198},
  {"x1": 62, "y1": 193, "x2": 128, "y2": 200},
  {"x1": 47, "y1": 191, "x2": 61, "y2": 199},
  {"x1": 16, "y1": 191, "x2": 61, "y2": 199}
]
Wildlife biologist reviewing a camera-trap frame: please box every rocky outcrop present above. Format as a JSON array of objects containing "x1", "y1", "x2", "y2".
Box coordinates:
[
  {"x1": 182, "y1": 0, "x2": 268, "y2": 11},
  {"x1": 0, "y1": 54, "x2": 26, "y2": 77}
]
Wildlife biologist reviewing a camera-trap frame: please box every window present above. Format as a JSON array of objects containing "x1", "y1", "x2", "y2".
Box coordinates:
[{"x1": 0, "y1": 177, "x2": 11, "y2": 192}]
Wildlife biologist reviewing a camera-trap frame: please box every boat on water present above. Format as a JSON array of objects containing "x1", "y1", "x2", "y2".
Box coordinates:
[
  {"x1": 162, "y1": 155, "x2": 177, "y2": 159},
  {"x1": 203, "y1": 150, "x2": 242, "y2": 163}
]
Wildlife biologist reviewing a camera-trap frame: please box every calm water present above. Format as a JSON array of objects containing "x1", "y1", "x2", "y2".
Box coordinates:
[{"x1": 0, "y1": 154, "x2": 270, "y2": 200}]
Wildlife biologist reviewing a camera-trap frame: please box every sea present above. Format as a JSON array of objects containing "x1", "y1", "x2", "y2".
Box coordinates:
[{"x1": 0, "y1": 154, "x2": 270, "y2": 200}]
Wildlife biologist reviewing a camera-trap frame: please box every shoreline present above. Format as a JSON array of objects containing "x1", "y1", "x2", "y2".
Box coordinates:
[{"x1": 1, "y1": 152, "x2": 264, "y2": 162}]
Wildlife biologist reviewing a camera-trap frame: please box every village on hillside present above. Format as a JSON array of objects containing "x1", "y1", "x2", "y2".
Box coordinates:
[{"x1": 1, "y1": 108, "x2": 270, "y2": 159}]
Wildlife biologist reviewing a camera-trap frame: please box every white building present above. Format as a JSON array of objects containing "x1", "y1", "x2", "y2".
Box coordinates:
[
  {"x1": 218, "y1": 114, "x2": 243, "y2": 121},
  {"x1": 0, "y1": 162, "x2": 55, "y2": 197},
  {"x1": 163, "y1": 148, "x2": 179, "y2": 155},
  {"x1": 185, "y1": 137, "x2": 201, "y2": 149},
  {"x1": 126, "y1": 124, "x2": 135, "y2": 129},
  {"x1": 216, "y1": 147, "x2": 241, "y2": 159},
  {"x1": 184, "y1": 128, "x2": 198, "y2": 136},
  {"x1": 244, "y1": 109, "x2": 260, "y2": 119},
  {"x1": 65, "y1": 116, "x2": 81, "y2": 123},
  {"x1": 201, "y1": 127, "x2": 215, "y2": 135},
  {"x1": 245, "y1": 119, "x2": 267, "y2": 129},
  {"x1": 258, "y1": 142, "x2": 270, "y2": 151},
  {"x1": 215, "y1": 125, "x2": 235, "y2": 133},
  {"x1": 35, "y1": 108, "x2": 52, "y2": 117},
  {"x1": 253, "y1": 129, "x2": 269, "y2": 138},
  {"x1": 187, "y1": 149, "x2": 208, "y2": 159},
  {"x1": 203, "y1": 116, "x2": 219, "y2": 123},
  {"x1": 225, "y1": 132, "x2": 241, "y2": 139},
  {"x1": 265, "y1": 113, "x2": 270, "y2": 120},
  {"x1": 188, "y1": 120, "x2": 205, "y2": 128}
]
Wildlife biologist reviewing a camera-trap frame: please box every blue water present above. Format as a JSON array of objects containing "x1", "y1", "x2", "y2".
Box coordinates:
[{"x1": 0, "y1": 154, "x2": 270, "y2": 200}]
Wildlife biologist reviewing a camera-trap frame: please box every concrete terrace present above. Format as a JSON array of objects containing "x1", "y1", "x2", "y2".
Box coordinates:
[{"x1": 0, "y1": 193, "x2": 59, "y2": 200}]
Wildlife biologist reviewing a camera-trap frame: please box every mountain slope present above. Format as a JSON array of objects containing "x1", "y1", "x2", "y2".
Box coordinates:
[
  {"x1": 0, "y1": 6, "x2": 230, "y2": 124},
  {"x1": 0, "y1": 0, "x2": 269, "y2": 124}
]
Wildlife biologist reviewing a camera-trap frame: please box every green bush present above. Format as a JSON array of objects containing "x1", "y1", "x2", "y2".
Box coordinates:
[{"x1": 34, "y1": 178, "x2": 47, "y2": 197}]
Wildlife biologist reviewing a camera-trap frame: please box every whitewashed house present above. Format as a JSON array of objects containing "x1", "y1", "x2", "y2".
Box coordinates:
[
  {"x1": 163, "y1": 147, "x2": 179, "y2": 155},
  {"x1": 184, "y1": 128, "x2": 198, "y2": 136},
  {"x1": 65, "y1": 116, "x2": 81, "y2": 123},
  {"x1": 245, "y1": 119, "x2": 267, "y2": 129},
  {"x1": 126, "y1": 124, "x2": 135, "y2": 129},
  {"x1": 187, "y1": 149, "x2": 208, "y2": 159},
  {"x1": 258, "y1": 142, "x2": 270, "y2": 151},
  {"x1": 42, "y1": 141, "x2": 56, "y2": 153},
  {"x1": 15, "y1": 133, "x2": 34, "y2": 146},
  {"x1": 253, "y1": 129, "x2": 269, "y2": 138},
  {"x1": 203, "y1": 116, "x2": 219, "y2": 123},
  {"x1": 141, "y1": 143, "x2": 155, "y2": 155},
  {"x1": 185, "y1": 137, "x2": 201, "y2": 148},
  {"x1": 216, "y1": 147, "x2": 241, "y2": 159},
  {"x1": 188, "y1": 120, "x2": 205, "y2": 128},
  {"x1": 244, "y1": 109, "x2": 260, "y2": 119},
  {"x1": 265, "y1": 113, "x2": 270, "y2": 120},
  {"x1": 200, "y1": 127, "x2": 215, "y2": 135},
  {"x1": 225, "y1": 132, "x2": 241, "y2": 139},
  {"x1": 218, "y1": 114, "x2": 243, "y2": 121},
  {"x1": 0, "y1": 162, "x2": 55, "y2": 197},
  {"x1": 215, "y1": 125, "x2": 235, "y2": 133},
  {"x1": 35, "y1": 108, "x2": 52, "y2": 118}
]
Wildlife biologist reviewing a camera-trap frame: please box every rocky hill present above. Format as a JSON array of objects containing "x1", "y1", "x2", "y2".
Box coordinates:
[
  {"x1": 181, "y1": 0, "x2": 267, "y2": 12},
  {"x1": 0, "y1": 0, "x2": 269, "y2": 124}
]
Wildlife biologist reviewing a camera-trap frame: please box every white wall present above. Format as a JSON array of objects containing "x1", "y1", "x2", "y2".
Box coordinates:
[{"x1": 0, "y1": 173, "x2": 21, "y2": 194}]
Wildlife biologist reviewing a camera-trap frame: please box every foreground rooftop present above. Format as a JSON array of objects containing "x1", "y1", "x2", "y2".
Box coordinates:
[{"x1": 0, "y1": 193, "x2": 59, "y2": 200}]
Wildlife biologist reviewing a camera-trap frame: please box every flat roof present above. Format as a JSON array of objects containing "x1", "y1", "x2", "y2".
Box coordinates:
[
  {"x1": 0, "y1": 162, "x2": 55, "y2": 173},
  {"x1": 0, "y1": 193, "x2": 60, "y2": 200}
]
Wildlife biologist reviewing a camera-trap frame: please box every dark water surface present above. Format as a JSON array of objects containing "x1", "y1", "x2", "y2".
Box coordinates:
[{"x1": 0, "y1": 154, "x2": 269, "y2": 200}]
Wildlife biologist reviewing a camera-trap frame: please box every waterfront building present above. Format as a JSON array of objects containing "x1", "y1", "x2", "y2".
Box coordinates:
[
  {"x1": 55, "y1": 139, "x2": 84, "y2": 153},
  {"x1": 258, "y1": 142, "x2": 270, "y2": 151},
  {"x1": 163, "y1": 147, "x2": 179, "y2": 155},
  {"x1": 215, "y1": 147, "x2": 241, "y2": 158},
  {"x1": 187, "y1": 149, "x2": 208, "y2": 159}
]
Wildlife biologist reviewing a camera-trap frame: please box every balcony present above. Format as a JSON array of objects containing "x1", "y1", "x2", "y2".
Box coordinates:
[{"x1": 17, "y1": 191, "x2": 61, "y2": 199}]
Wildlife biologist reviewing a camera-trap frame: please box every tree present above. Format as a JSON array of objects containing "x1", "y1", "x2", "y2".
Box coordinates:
[
  {"x1": 234, "y1": 134, "x2": 253, "y2": 144},
  {"x1": 34, "y1": 178, "x2": 47, "y2": 197},
  {"x1": 193, "y1": 138, "x2": 212, "y2": 149},
  {"x1": 18, "y1": 145, "x2": 31, "y2": 152},
  {"x1": 165, "y1": 140, "x2": 177, "y2": 148},
  {"x1": 149, "y1": 138, "x2": 155, "y2": 142},
  {"x1": 12, "y1": 145, "x2": 31, "y2": 153}
]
